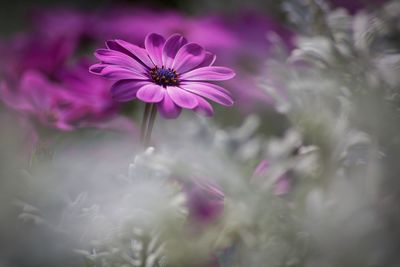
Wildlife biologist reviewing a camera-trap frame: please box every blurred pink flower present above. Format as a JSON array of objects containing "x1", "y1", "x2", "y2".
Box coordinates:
[
  {"x1": 0, "y1": 62, "x2": 118, "y2": 131},
  {"x1": 30, "y1": 8, "x2": 91, "y2": 42},
  {"x1": 181, "y1": 179, "x2": 224, "y2": 266},
  {"x1": 252, "y1": 160, "x2": 291, "y2": 195},
  {"x1": 0, "y1": 33, "x2": 75, "y2": 79},
  {"x1": 219, "y1": 12, "x2": 294, "y2": 112},
  {"x1": 184, "y1": 179, "x2": 224, "y2": 225},
  {"x1": 90, "y1": 33, "x2": 235, "y2": 118},
  {"x1": 92, "y1": 9, "x2": 240, "y2": 51},
  {"x1": 57, "y1": 61, "x2": 119, "y2": 125},
  {"x1": 253, "y1": 159, "x2": 270, "y2": 177}
]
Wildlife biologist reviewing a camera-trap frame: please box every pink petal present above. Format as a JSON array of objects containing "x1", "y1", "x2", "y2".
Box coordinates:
[
  {"x1": 172, "y1": 43, "x2": 206, "y2": 73},
  {"x1": 180, "y1": 82, "x2": 234, "y2": 106},
  {"x1": 20, "y1": 71, "x2": 53, "y2": 109},
  {"x1": 89, "y1": 63, "x2": 106, "y2": 74},
  {"x1": 94, "y1": 49, "x2": 148, "y2": 73},
  {"x1": 145, "y1": 33, "x2": 165, "y2": 67},
  {"x1": 253, "y1": 160, "x2": 269, "y2": 177},
  {"x1": 110, "y1": 80, "x2": 149, "y2": 102},
  {"x1": 96, "y1": 65, "x2": 149, "y2": 81},
  {"x1": 167, "y1": 86, "x2": 198, "y2": 109},
  {"x1": 194, "y1": 96, "x2": 214, "y2": 117},
  {"x1": 180, "y1": 66, "x2": 235, "y2": 81},
  {"x1": 0, "y1": 81, "x2": 32, "y2": 111},
  {"x1": 197, "y1": 52, "x2": 216, "y2": 68},
  {"x1": 157, "y1": 93, "x2": 182, "y2": 119},
  {"x1": 136, "y1": 83, "x2": 165, "y2": 103},
  {"x1": 106, "y1": 40, "x2": 154, "y2": 68},
  {"x1": 274, "y1": 176, "x2": 291, "y2": 195},
  {"x1": 162, "y1": 34, "x2": 188, "y2": 68}
]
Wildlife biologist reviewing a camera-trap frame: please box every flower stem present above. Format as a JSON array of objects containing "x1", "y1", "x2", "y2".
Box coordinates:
[
  {"x1": 144, "y1": 104, "x2": 157, "y2": 147},
  {"x1": 140, "y1": 103, "x2": 151, "y2": 144}
]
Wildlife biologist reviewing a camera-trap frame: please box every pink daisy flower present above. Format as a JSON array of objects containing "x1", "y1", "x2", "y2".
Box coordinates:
[{"x1": 89, "y1": 33, "x2": 235, "y2": 118}]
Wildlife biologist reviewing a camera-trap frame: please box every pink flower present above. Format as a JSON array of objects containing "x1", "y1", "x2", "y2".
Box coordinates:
[
  {"x1": 185, "y1": 180, "x2": 224, "y2": 225},
  {"x1": 252, "y1": 160, "x2": 292, "y2": 196},
  {"x1": 92, "y1": 9, "x2": 293, "y2": 113},
  {"x1": 90, "y1": 33, "x2": 235, "y2": 118},
  {"x1": 0, "y1": 62, "x2": 118, "y2": 131},
  {"x1": 0, "y1": 33, "x2": 75, "y2": 79},
  {"x1": 30, "y1": 8, "x2": 91, "y2": 42}
]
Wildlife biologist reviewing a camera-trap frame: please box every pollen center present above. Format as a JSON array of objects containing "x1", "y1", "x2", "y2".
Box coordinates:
[{"x1": 150, "y1": 66, "x2": 179, "y2": 87}]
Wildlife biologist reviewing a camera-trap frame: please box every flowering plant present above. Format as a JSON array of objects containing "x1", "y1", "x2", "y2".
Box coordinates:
[
  {"x1": 90, "y1": 33, "x2": 235, "y2": 118},
  {"x1": 90, "y1": 33, "x2": 235, "y2": 145},
  {"x1": 1, "y1": 1, "x2": 400, "y2": 267}
]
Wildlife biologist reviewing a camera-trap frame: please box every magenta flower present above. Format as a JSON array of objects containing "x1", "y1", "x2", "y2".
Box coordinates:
[
  {"x1": 90, "y1": 33, "x2": 235, "y2": 118},
  {"x1": 252, "y1": 160, "x2": 292, "y2": 196},
  {"x1": 184, "y1": 180, "x2": 224, "y2": 226},
  {"x1": 1, "y1": 71, "x2": 77, "y2": 130},
  {"x1": 0, "y1": 62, "x2": 119, "y2": 131},
  {"x1": 0, "y1": 33, "x2": 75, "y2": 80},
  {"x1": 30, "y1": 8, "x2": 90, "y2": 42}
]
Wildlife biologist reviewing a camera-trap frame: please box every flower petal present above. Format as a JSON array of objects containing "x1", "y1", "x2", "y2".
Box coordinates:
[
  {"x1": 162, "y1": 34, "x2": 188, "y2": 68},
  {"x1": 145, "y1": 33, "x2": 165, "y2": 67},
  {"x1": 180, "y1": 66, "x2": 235, "y2": 81},
  {"x1": 94, "y1": 65, "x2": 149, "y2": 81},
  {"x1": 180, "y1": 82, "x2": 234, "y2": 106},
  {"x1": 94, "y1": 49, "x2": 148, "y2": 73},
  {"x1": 172, "y1": 43, "x2": 206, "y2": 73},
  {"x1": 110, "y1": 80, "x2": 149, "y2": 102},
  {"x1": 89, "y1": 63, "x2": 106, "y2": 74},
  {"x1": 136, "y1": 83, "x2": 165, "y2": 103},
  {"x1": 106, "y1": 39, "x2": 154, "y2": 68},
  {"x1": 20, "y1": 71, "x2": 52, "y2": 110},
  {"x1": 193, "y1": 96, "x2": 214, "y2": 117},
  {"x1": 197, "y1": 52, "x2": 216, "y2": 68},
  {"x1": 157, "y1": 93, "x2": 182, "y2": 118},
  {"x1": 167, "y1": 86, "x2": 198, "y2": 109}
]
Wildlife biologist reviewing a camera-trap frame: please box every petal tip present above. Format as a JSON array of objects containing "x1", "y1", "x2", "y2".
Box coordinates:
[{"x1": 89, "y1": 64, "x2": 104, "y2": 74}]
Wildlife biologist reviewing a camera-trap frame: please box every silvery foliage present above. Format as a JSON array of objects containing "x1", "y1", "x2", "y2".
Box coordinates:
[
  {"x1": 3, "y1": 145, "x2": 185, "y2": 267},
  {"x1": 73, "y1": 147, "x2": 183, "y2": 267},
  {"x1": 258, "y1": 0, "x2": 400, "y2": 266},
  {"x1": 0, "y1": 115, "x2": 277, "y2": 267}
]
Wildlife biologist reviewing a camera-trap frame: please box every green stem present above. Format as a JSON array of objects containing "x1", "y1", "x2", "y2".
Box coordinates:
[
  {"x1": 144, "y1": 104, "x2": 157, "y2": 148},
  {"x1": 140, "y1": 103, "x2": 151, "y2": 144}
]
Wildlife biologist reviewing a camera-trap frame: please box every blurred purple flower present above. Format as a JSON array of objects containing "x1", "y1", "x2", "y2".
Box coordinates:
[
  {"x1": 90, "y1": 33, "x2": 235, "y2": 118},
  {"x1": 30, "y1": 8, "x2": 91, "y2": 42},
  {"x1": 92, "y1": 9, "x2": 240, "y2": 51},
  {"x1": 0, "y1": 33, "x2": 75, "y2": 79},
  {"x1": 219, "y1": 12, "x2": 294, "y2": 112},
  {"x1": 1, "y1": 71, "x2": 74, "y2": 130},
  {"x1": 253, "y1": 159, "x2": 270, "y2": 177},
  {"x1": 0, "y1": 62, "x2": 119, "y2": 131},
  {"x1": 252, "y1": 160, "x2": 291, "y2": 195},
  {"x1": 57, "y1": 61, "x2": 119, "y2": 125},
  {"x1": 184, "y1": 180, "x2": 224, "y2": 225}
]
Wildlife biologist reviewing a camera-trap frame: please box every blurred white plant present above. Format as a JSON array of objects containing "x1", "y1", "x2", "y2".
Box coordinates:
[{"x1": 257, "y1": 0, "x2": 400, "y2": 266}]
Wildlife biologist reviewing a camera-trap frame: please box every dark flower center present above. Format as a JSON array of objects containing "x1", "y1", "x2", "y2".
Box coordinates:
[{"x1": 150, "y1": 66, "x2": 179, "y2": 87}]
